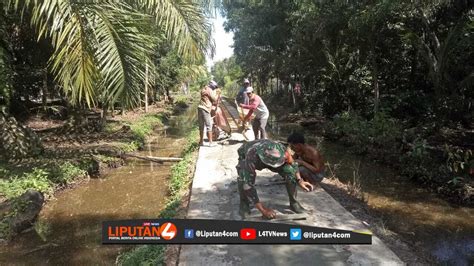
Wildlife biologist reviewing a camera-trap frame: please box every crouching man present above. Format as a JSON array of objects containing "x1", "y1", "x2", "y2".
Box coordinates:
[
  {"x1": 236, "y1": 139, "x2": 314, "y2": 219},
  {"x1": 287, "y1": 132, "x2": 325, "y2": 186}
]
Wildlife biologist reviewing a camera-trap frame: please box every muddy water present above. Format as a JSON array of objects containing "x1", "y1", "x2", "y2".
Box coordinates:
[
  {"x1": 0, "y1": 106, "x2": 196, "y2": 265},
  {"x1": 269, "y1": 118, "x2": 474, "y2": 265}
]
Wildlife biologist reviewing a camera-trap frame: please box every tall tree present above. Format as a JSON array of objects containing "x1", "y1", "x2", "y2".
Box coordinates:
[{"x1": 8, "y1": 0, "x2": 215, "y2": 109}]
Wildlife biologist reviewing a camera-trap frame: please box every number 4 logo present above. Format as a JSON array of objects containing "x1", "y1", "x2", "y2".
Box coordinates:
[{"x1": 160, "y1": 222, "x2": 177, "y2": 240}]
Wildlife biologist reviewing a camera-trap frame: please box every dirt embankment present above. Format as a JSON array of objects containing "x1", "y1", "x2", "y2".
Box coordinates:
[{"x1": 0, "y1": 103, "x2": 173, "y2": 240}]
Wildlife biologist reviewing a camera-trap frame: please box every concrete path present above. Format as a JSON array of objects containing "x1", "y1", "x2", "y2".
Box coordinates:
[{"x1": 178, "y1": 100, "x2": 403, "y2": 265}]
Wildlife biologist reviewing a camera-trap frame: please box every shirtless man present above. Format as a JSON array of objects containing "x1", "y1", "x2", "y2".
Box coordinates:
[{"x1": 287, "y1": 132, "x2": 325, "y2": 185}]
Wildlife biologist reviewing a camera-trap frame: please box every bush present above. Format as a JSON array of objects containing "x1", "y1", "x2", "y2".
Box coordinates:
[
  {"x1": 49, "y1": 162, "x2": 86, "y2": 184},
  {"x1": 330, "y1": 111, "x2": 402, "y2": 155},
  {"x1": 400, "y1": 138, "x2": 437, "y2": 181},
  {"x1": 128, "y1": 114, "x2": 163, "y2": 142},
  {"x1": 0, "y1": 168, "x2": 52, "y2": 199}
]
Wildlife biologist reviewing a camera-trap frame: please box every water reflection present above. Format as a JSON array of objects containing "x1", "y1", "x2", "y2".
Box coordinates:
[{"x1": 267, "y1": 116, "x2": 474, "y2": 264}]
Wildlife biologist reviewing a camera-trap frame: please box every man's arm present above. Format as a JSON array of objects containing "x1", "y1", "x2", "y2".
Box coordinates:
[
  {"x1": 240, "y1": 96, "x2": 260, "y2": 110},
  {"x1": 296, "y1": 148, "x2": 324, "y2": 174},
  {"x1": 241, "y1": 96, "x2": 260, "y2": 121},
  {"x1": 278, "y1": 163, "x2": 314, "y2": 192},
  {"x1": 243, "y1": 109, "x2": 254, "y2": 121},
  {"x1": 295, "y1": 170, "x2": 314, "y2": 192},
  {"x1": 209, "y1": 88, "x2": 218, "y2": 103}
]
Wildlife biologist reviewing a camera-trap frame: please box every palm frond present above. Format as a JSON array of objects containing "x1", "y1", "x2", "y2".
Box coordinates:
[
  {"x1": 8, "y1": 0, "x2": 214, "y2": 108},
  {"x1": 91, "y1": 2, "x2": 155, "y2": 108},
  {"x1": 138, "y1": 0, "x2": 215, "y2": 62},
  {"x1": 178, "y1": 63, "x2": 208, "y2": 82},
  {"x1": 10, "y1": 0, "x2": 100, "y2": 107}
]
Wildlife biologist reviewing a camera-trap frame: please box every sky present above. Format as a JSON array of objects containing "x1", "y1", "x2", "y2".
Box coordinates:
[{"x1": 206, "y1": 14, "x2": 234, "y2": 70}]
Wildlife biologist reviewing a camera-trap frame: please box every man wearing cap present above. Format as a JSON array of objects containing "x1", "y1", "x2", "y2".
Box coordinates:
[
  {"x1": 236, "y1": 78, "x2": 250, "y2": 105},
  {"x1": 236, "y1": 139, "x2": 314, "y2": 219},
  {"x1": 198, "y1": 80, "x2": 218, "y2": 147},
  {"x1": 239, "y1": 87, "x2": 270, "y2": 139}
]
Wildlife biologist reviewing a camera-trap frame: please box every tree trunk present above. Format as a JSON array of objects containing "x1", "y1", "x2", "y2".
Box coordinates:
[
  {"x1": 144, "y1": 63, "x2": 149, "y2": 113},
  {"x1": 373, "y1": 64, "x2": 379, "y2": 114},
  {"x1": 42, "y1": 68, "x2": 48, "y2": 110},
  {"x1": 291, "y1": 83, "x2": 296, "y2": 108},
  {"x1": 271, "y1": 78, "x2": 274, "y2": 95}
]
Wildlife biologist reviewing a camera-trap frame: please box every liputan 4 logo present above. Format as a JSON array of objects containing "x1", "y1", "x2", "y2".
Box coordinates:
[{"x1": 108, "y1": 222, "x2": 177, "y2": 240}]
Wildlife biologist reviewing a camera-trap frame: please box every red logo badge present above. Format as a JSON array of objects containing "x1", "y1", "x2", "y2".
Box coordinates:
[
  {"x1": 240, "y1": 228, "x2": 256, "y2": 240},
  {"x1": 160, "y1": 222, "x2": 177, "y2": 240}
]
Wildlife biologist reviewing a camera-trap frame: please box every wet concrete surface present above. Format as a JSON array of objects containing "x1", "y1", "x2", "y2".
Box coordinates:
[{"x1": 179, "y1": 100, "x2": 402, "y2": 265}]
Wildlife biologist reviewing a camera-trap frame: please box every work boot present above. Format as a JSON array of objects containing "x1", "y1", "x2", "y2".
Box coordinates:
[
  {"x1": 239, "y1": 200, "x2": 251, "y2": 218},
  {"x1": 286, "y1": 180, "x2": 305, "y2": 213}
]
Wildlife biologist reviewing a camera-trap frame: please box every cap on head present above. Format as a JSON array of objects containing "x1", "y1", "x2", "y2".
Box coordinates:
[
  {"x1": 209, "y1": 80, "x2": 218, "y2": 89},
  {"x1": 244, "y1": 78, "x2": 250, "y2": 84},
  {"x1": 245, "y1": 86, "x2": 253, "y2": 93},
  {"x1": 257, "y1": 141, "x2": 287, "y2": 168}
]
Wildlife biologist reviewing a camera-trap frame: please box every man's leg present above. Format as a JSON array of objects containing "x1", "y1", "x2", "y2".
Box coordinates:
[
  {"x1": 299, "y1": 166, "x2": 324, "y2": 186},
  {"x1": 236, "y1": 156, "x2": 259, "y2": 218},
  {"x1": 285, "y1": 179, "x2": 305, "y2": 213},
  {"x1": 203, "y1": 109, "x2": 214, "y2": 146},
  {"x1": 259, "y1": 117, "x2": 268, "y2": 139},
  {"x1": 237, "y1": 180, "x2": 252, "y2": 217},
  {"x1": 198, "y1": 109, "x2": 204, "y2": 145},
  {"x1": 252, "y1": 119, "x2": 260, "y2": 139}
]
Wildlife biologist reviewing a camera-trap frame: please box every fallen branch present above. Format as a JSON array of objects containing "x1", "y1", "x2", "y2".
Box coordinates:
[
  {"x1": 121, "y1": 153, "x2": 183, "y2": 163},
  {"x1": 23, "y1": 243, "x2": 59, "y2": 255}
]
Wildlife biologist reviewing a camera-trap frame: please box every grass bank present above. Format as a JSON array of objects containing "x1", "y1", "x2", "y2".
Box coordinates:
[
  {"x1": 116, "y1": 127, "x2": 199, "y2": 265},
  {"x1": 0, "y1": 110, "x2": 166, "y2": 239}
]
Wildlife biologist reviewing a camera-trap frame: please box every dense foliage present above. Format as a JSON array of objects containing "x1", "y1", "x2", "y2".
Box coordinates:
[
  {"x1": 221, "y1": 0, "x2": 473, "y2": 204},
  {"x1": 222, "y1": 0, "x2": 473, "y2": 123},
  {"x1": 211, "y1": 56, "x2": 243, "y2": 96},
  {"x1": 0, "y1": 0, "x2": 214, "y2": 159}
]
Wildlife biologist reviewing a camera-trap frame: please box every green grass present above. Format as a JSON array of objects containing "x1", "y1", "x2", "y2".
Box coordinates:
[
  {"x1": 117, "y1": 141, "x2": 142, "y2": 153},
  {"x1": 0, "y1": 168, "x2": 53, "y2": 199},
  {"x1": 0, "y1": 160, "x2": 87, "y2": 200},
  {"x1": 117, "y1": 128, "x2": 199, "y2": 265},
  {"x1": 49, "y1": 161, "x2": 86, "y2": 184},
  {"x1": 0, "y1": 111, "x2": 166, "y2": 201},
  {"x1": 128, "y1": 114, "x2": 164, "y2": 142},
  {"x1": 116, "y1": 245, "x2": 166, "y2": 266}
]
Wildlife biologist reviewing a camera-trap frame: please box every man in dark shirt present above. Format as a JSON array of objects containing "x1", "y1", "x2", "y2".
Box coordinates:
[{"x1": 235, "y1": 78, "x2": 250, "y2": 105}]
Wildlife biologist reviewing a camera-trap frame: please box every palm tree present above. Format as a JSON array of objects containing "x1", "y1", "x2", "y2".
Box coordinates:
[{"x1": 8, "y1": 0, "x2": 215, "y2": 109}]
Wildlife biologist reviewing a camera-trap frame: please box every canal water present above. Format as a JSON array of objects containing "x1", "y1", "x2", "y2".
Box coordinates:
[{"x1": 0, "y1": 106, "x2": 196, "y2": 265}]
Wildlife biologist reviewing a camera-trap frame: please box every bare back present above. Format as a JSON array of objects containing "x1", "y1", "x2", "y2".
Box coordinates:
[{"x1": 295, "y1": 144, "x2": 324, "y2": 173}]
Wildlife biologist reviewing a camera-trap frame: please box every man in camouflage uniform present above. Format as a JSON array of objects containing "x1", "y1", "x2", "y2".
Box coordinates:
[{"x1": 236, "y1": 139, "x2": 314, "y2": 219}]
